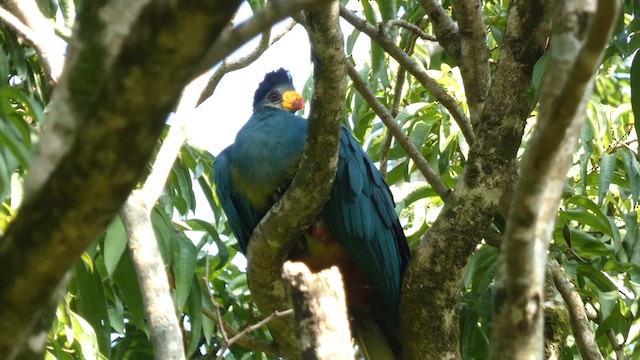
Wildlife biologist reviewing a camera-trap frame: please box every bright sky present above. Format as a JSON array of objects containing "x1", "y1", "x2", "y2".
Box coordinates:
[
  {"x1": 187, "y1": 3, "x2": 366, "y2": 156},
  {"x1": 188, "y1": 6, "x2": 312, "y2": 155}
]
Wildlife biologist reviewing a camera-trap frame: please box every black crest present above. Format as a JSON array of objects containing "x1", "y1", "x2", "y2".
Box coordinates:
[{"x1": 253, "y1": 68, "x2": 294, "y2": 108}]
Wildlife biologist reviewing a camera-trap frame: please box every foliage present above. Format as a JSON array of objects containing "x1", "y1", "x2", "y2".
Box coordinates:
[{"x1": 0, "y1": 0, "x2": 637, "y2": 359}]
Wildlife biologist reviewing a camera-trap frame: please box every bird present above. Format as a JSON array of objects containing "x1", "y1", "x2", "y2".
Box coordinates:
[{"x1": 214, "y1": 68, "x2": 410, "y2": 359}]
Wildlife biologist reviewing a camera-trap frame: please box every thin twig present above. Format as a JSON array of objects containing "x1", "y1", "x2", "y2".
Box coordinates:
[
  {"x1": 381, "y1": 34, "x2": 414, "y2": 178},
  {"x1": 340, "y1": 5, "x2": 475, "y2": 146},
  {"x1": 551, "y1": 261, "x2": 603, "y2": 360},
  {"x1": 450, "y1": 0, "x2": 490, "y2": 126},
  {"x1": 383, "y1": 19, "x2": 437, "y2": 41},
  {"x1": 195, "y1": 0, "x2": 323, "y2": 77},
  {"x1": 201, "y1": 308, "x2": 280, "y2": 357},
  {"x1": 203, "y1": 254, "x2": 228, "y2": 343},
  {"x1": 198, "y1": 20, "x2": 297, "y2": 105},
  {"x1": 605, "y1": 329, "x2": 625, "y2": 360},
  {"x1": 418, "y1": 0, "x2": 460, "y2": 61},
  {"x1": 215, "y1": 309, "x2": 294, "y2": 360},
  {"x1": 347, "y1": 61, "x2": 450, "y2": 199}
]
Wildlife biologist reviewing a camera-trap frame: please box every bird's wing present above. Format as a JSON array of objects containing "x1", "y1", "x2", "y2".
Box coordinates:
[
  {"x1": 214, "y1": 149, "x2": 261, "y2": 254},
  {"x1": 321, "y1": 127, "x2": 410, "y2": 322}
]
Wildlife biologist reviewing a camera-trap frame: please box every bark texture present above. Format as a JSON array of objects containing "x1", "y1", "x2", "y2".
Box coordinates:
[
  {"x1": 246, "y1": 1, "x2": 346, "y2": 357},
  {"x1": 490, "y1": 0, "x2": 619, "y2": 358},
  {"x1": 0, "y1": 1, "x2": 241, "y2": 358},
  {"x1": 283, "y1": 262, "x2": 354, "y2": 360},
  {"x1": 400, "y1": 0, "x2": 550, "y2": 358}
]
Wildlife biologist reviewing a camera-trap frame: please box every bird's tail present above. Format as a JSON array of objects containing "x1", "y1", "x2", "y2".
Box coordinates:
[{"x1": 352, "y1": 313, "x2": 401, "y2": 360}]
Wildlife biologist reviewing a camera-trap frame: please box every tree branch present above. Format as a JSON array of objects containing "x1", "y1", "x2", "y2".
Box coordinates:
[
  {"x1": 246, "y1": 1, "x2": 346, "y2": 357},
  {"x1": 451, "y1": 0, "x2": 490, "y2": 126},
  {"x1": 383, "y1": 19, "x2": 437, "y2": 42},
  {"x1": 282, "y1": 262, "x2": 353, "y2": 359},
  {"x1": 198, "y1": 20, "x2": 296, "y2": 106},
  {"x1": 347, "y1": 62, "x2": 450, "y2": 199},
  {"x1": 121, "y1": 194, "x2": 186, "y2": 360},
  {"x1": 0, "y1": 1, "x2": 242, "y2": 358},
  {"x1": 340, "y1": 5, "x2": 475, "y2": 146},
  {"x1": 400, "y1": 0, "x2": 551, "y2": 357},
  {"x1": 418, "y1": 0, "x2": 460, "y2": 61},
  {"x1": 196, "y1": 0, "x2": 323, "y2": 77},
  {"x1": 490, "y1": 0, "x2": 619, "y2": 358},
  {"x1": 550, "y1": 261, "x2": 602, "y2": 360},
  {"x1": 2, "y1": 0, "x2": 65, "y2": 84},
  {"x1": 118, "y1": 72, "x2": 214, "y2": 360}
]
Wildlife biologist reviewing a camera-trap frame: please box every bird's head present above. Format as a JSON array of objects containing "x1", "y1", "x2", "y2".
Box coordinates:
[{"x1": 253, "y1": 68, "x2": 304, "y2": 112}]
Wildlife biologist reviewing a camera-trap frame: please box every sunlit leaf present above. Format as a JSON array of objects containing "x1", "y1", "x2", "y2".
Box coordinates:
[
  {"x1": 104, "y1": 215, "x2": 127, "y2": 278},
  {"x1": 598, "y1": 152, "x2": 617, "y2": 205}
]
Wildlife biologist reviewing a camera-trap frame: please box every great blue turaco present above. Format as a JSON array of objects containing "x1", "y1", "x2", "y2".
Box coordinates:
[{"x1": 214, "y1": 68, "x2": 410, "y2": 359}]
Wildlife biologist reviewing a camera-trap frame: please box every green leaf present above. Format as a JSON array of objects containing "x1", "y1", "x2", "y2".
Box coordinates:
[
  {"x1": 578, "y1": 265, "x2": 616, "y2": 292},
  {"x1": 563, "y1": 196, "x2": 613, "y2": 238},
  {"x1": 69, "y1": 311, "x2": 100, "y2": 360},
  {"x1": 346, "y1": 29, "x2": 361, "y2": 56},
  {"x1": 151, "y1": 207, "x2": 174, "y2": 265},
  {"x1": 200, "y1": 280, "x2": 215, "y2": 345},
  {"x1": 173, "y1": 237, "x2": 198, "y2": 311},
  {"x1": 0, "y1": 154, "x2": 10, "y2": 201},
  {"x1": 619, "y1": 148, "x2": 640, "y2": 205},
  {"x1": 531, "y1": 52, "x2": 548, "y2": 98},
  {"x1": 186, "y1": 278, "x2": 203, "y2": 357},
  {"x1": 631, "y1": 50, "x2": 640, "y2": 142},
  {"x1": 104, "y1": 215, "x2": 127, "y2": 278},
  {"x1": 187, "y1": 218, "x2": 229, "y2": 269},
  {"x1": 113, "y1": 250, "x2": 146, "y2": 331},
  {"x1": 0, "y1": 120, "x2": 31, "y2": 168},
  {"x1": 598, "y1": 152, "x2": 617, "y2": 205},
  {"x1": 73, "y1": 262, "x2": 111, "y2": 356},
  {"x1": 565, "y1": 228, "x2": 610, "y2": 256},
  {"x1": 597, "y1": 289, "x2": 619, "y2": 321}
]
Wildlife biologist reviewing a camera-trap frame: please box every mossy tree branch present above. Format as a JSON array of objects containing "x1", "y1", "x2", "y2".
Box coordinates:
[
  {"x1": 400, "y1": 0, "x2": 551, "y2": 358},
  {"x1": 0, "y1": 1, "x2": 242, "y2": 358},
  {"x1": 490, "y1": 0, "x2": 619, "y2": 357},
  {"x1": 245, "y1": 1, "x2": 346, "y2": 357}
]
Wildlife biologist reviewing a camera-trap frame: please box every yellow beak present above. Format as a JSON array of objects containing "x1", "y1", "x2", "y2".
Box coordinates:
[{"x1": 282, "y1": 90, "x2": 304, "y2": 111}]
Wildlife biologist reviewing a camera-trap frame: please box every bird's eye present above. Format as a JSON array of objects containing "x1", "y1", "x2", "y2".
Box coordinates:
[{"x1": 267, "y1": 92, "x2": 280, "y2": 102}]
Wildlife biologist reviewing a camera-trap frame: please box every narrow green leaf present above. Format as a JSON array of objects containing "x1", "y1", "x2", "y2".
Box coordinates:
[
  {"x1": 531, "y1": 52, "x2": 548, "y2": 97},
  {"x1": 631, "y1": 50, "x2": 640, "y2": 142},
  {"x1": 68, "y1": 311, "x2": 100, "y2": 360},
  {"x1": 173, "y1": 237, "x2": 198, "y2": 311},
  {"x1": 346, "y1": 29, "x2": 361, "y2": 56},
  {"x1": 598, "y1": 152, "x2": 617, "y2": 205},
  {"x1": 578, "y1": 265, "x2": 616, "y2": 292},
  {"x1": 187, "y1": 218, "x2": 229, "y2": 269},
  {"x1": 73, "y1": 262, "x2": 111, "y2": 356},
  {"x1": 113, "y1": 251, "x2": 146, "y2": 331},
  {"x1": 186, "y1": 278, "x2": 203, "y2": 356},
  {"x1": 565, "y1": 196, "x2": 613, "y2": 237},
  {"x1": 619, "y1": 148, "x2": 640, "y2": 205},
  {"x1": 151, "y1": 207, "x2": 174, "y2": 265},
  {"x1": 0, "y1": 154, "x2": 9, "y2": 201},
  {"x1": 200, "y1": 280, "x2": 215, "y2": 345},
  {"x1": 566, "y1": 228, "x2": 610, "y2": 256},
  {"x1": 0, "y1": 122, "x2": 31, "y2": 168},
  {"x1": 597, "y1": 289, "x2": 619, "y2": 321},
  {"x1": 104, "y1": 216, "x2": 127, "y2": 278}
]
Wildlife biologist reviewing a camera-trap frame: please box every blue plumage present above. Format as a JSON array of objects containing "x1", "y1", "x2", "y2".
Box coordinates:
[{"x1": 214, "y1": 68, "x2": 409, "y2": 358}]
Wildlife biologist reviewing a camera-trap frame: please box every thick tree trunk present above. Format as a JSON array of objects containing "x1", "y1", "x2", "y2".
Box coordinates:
[
  {"x1": 0, "y1": 1, "x2": 241, "y2": 358},
  {"x1": 400, "y1": 1, "x2": 550, "y2": 358}
]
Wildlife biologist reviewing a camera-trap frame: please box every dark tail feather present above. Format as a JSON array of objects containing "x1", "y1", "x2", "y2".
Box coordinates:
[{"x1": 352, "y1": 314, "x2": 401, "y2": 360}]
